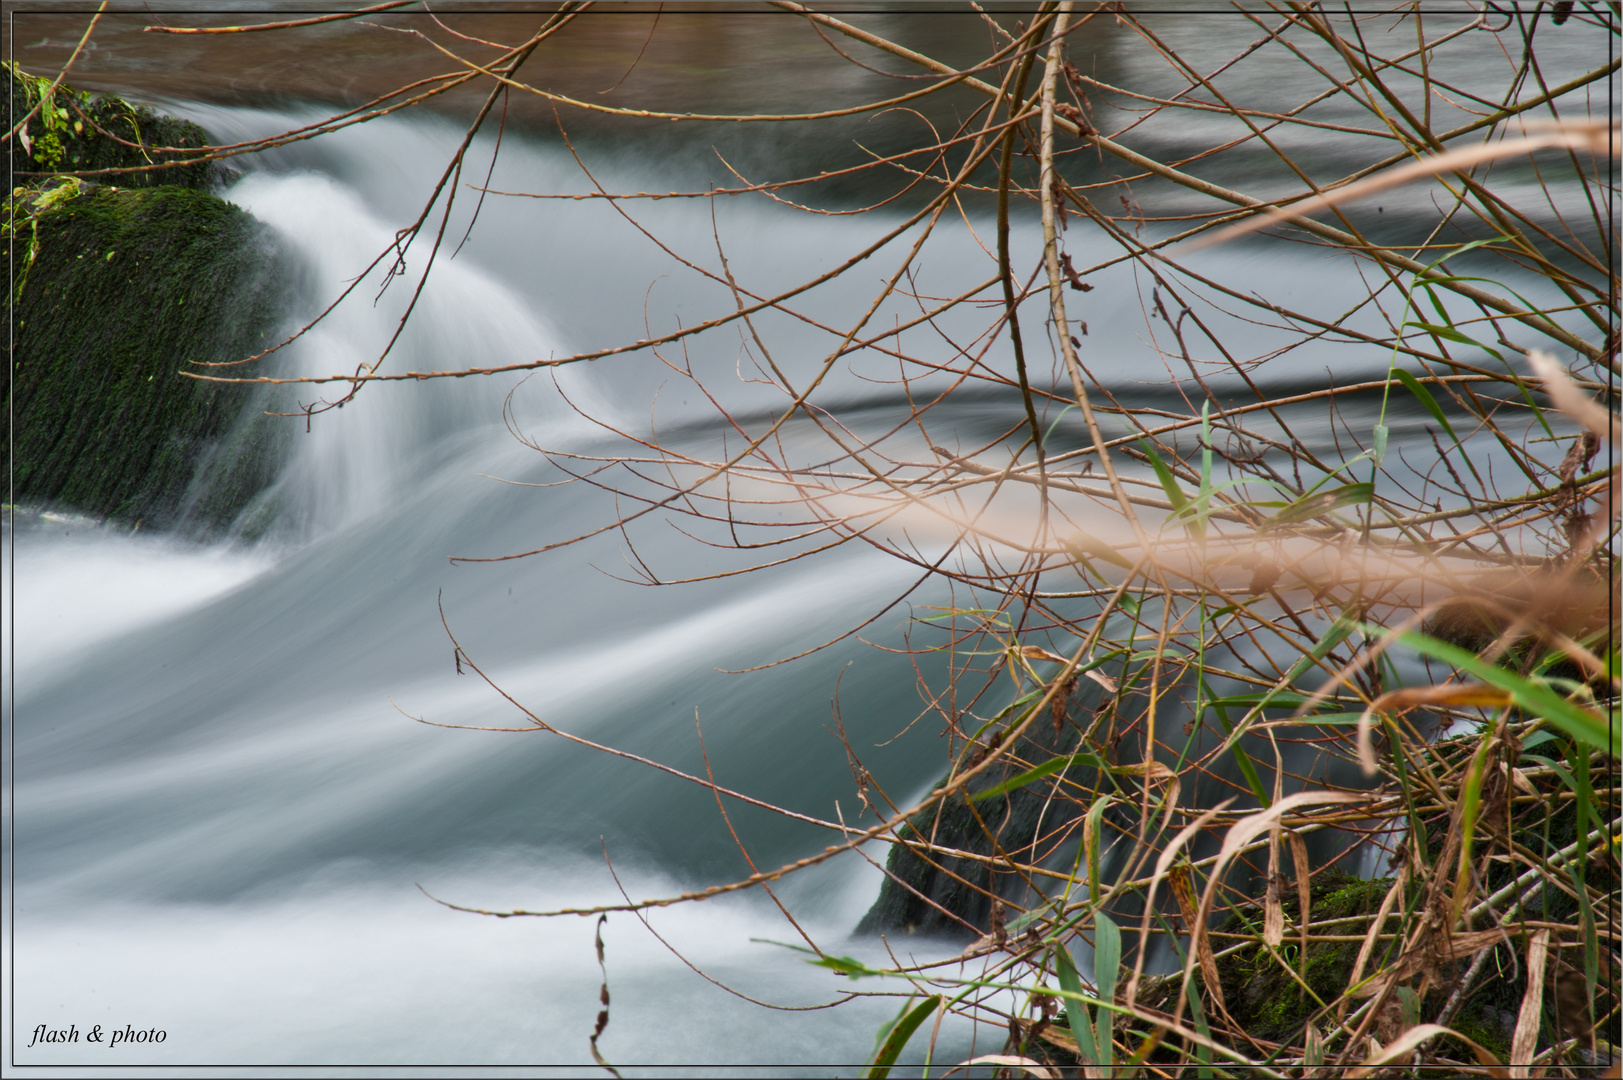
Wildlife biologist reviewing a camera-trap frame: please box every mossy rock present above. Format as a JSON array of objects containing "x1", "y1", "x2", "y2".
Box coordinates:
[
  {"x1": 1206, "y1": 869, "x2": 1390, "y2": 1045},
  {"x1": 4, "y1": 183, "x2": 289, "y2": 532},
  {"x1": 9, "y1": 65, "x2": 215, "y2": 189},
  {"x1": 856, "y1": 672, "x2": 1113, "y2": 938}
]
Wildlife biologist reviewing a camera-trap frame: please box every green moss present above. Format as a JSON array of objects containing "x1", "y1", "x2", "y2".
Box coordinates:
[
  {"x1": 1448, "y1": 1010, "x2": 1513, "y2": 1061},
  {"x1": 4, "y1": 183, "x2": 289, "y2": 532},
  {"x1": 1211, "y1": 869, "x2": 1388, "y2": 1045},
  {"x1": 9, "y1": 66, "x2": 215, "y2": 189}
]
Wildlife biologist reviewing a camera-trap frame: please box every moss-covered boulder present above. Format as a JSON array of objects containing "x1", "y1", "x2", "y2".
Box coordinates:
[
  {"x1": 9, "y1": 64, "x2": 215, "y2": 189},
  {"x1": 5, "y1": 69, "x2": 289, "y2": 533},
  {"x1": 5, "y1": 181, "x2": 287, "y2": 532}
]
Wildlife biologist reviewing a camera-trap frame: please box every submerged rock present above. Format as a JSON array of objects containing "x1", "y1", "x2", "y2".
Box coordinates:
[{"x1": 5, "y1": 69, "x2": 287, "y2": 532}]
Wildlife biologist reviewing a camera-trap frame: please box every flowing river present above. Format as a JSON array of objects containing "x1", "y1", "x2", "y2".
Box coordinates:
[{"x1": 5, "y1": 10, "x2": 1608, "y2": 1075}]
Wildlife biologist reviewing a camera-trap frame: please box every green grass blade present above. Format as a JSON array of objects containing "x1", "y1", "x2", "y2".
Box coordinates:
[
  {"x1": 1404, "y1": 320, "x2": 1503, "y2": 360},
  {"x1": 1391, "y1": 629, "x2": 1616, "y2": 754},
  {"x1": 1094, "y1": 914, "x2": 1121, "y2": 1067},
  {"x1": 1053, "y1": 945, "x2": 1099, "y2": 1066},
  {"x1": 1204, "y1": 695, "x2": 1271, "y2": 806},
  {"x1": 1084, "y1": 795, "x2": 1111, "y2": 905},
  {"x1": 1065, "y1": 530, "x2": 1133, "y2": 570},
  {"x1": 1264, "y1": 483, "x2": 1375, "y2": 527},
  {"x1": 865, "y1": 995, "x2": 941, "y2": 1079},
  {"x1": 1138, "y1": 437, "x2": 1203, "y2": 540},
  {"x1": 1138, "y1": 438, "x2": 1190, "y2": 513},
  {"x1": 970, "y1": 752, "x2": 1106, "y2": 802},
  {"x1": 1391, "y1": 368, "x2": 1459, "y2": 443},
  {"x1": 808, "y1": 953, "x2": 884, "y2": 979}
]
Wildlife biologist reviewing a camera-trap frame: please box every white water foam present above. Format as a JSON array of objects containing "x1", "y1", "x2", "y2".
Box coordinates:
[
  {"x1": 3, "y1": 521, "x2": 273, "y2": 691},
  {"x1": 225, "y1": 165, "x2": 609, "y2": 535}
]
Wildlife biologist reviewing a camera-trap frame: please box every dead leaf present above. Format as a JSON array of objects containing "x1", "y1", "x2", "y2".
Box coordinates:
[
  {"x1": 1526, "y1": 351, "x2": 1622, "y2": 446},
  {"x1": 1288, "y1": 830, "x2": 1312, "y2": 967},
  {"x1": 1019, "y1": 646, "x2": 1070, "y2": 665},
  {"x1": 1374, "y1": 991, "x2": 1407, "y2": 1044},
  {"x1": 1358, "y1": 683, "x2": 1513, "y2": 776},
  {"x1": 1169, "y1": 863, "x2": 1222, "y2": 1005},
  {"x1": 957, "y1": 1054, "x2": 1058, "y2": 1078},
  {"x1": 1348, "y1": 1023, "x2": 1509, "y2": 1078},
  {"x1": 1249, "y1": 561, "x2": 1283, "y2": 593},
  {"x1": 1186, "y1": 124, "x2": 1620, "y2": 252},
  {"x1": 1264, "y1": 826, "x2": 1285, "y2": 948},
  {"x1": 1527, "y1": 350, "x2": 1622, "y2": 549},
  {"x1": 1554, "y1": 963, "x2": 1592, "y2": 1046},
  {"x1": 1510, "y1": 929, "x2": 1550, "y2": 1076},
  {"x1": 1345, "y1": 869, "x2": 1410, "y2": 1011},
  {"x1": 1126, "y1": 800, "x2": 1231, "y2": 1013}
]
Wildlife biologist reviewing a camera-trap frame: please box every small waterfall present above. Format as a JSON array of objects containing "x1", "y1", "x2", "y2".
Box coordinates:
[{"x1": 220, "y1": 167, "x2": 603, "y2": 537}]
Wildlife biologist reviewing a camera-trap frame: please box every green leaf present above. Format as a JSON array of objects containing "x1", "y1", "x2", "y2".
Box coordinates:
[
  {"x1": 1093, "y1": 914, "x2": 1121, "y2": 1068},
  {"x1": 1285, "y1": 711, "x2": 1368, "y2": 726},
  {"x1": 1007, "y1": 900, "x2": 1059, "y2": 937},
  {"x1": 1054, "y1": 945, "x2": 1099, "y2": 1066},
  {"x1": 865, "y1": 995, "x2": 940, "y2": 1078},
  {"x1": 1264, "y1": 483, "x2": 1374, "y2": 527},
  {"x1": 1391, "y1": 369, "x2": 1459, "y2": 443},
  {"x1": 1084, "y1": 795, "x2": 1112, "y2": 905},
  {"x1": 1205, "y1": 611, "x2": 1359, "y2": 805},
  {"x1": 1390, "y1": 629, "x2": 1617, "y2": 755},
  {"x1": 1396, "y1": 986, "x2": 1422, "y2": 1029},
  {"x1": 1187, "y1": 975, "x2": 1214, "y2": 1075},
  {"x1": 1519, "y1": 730, "x2": 1560, "y2": 753},
  {"x1": 1525, "y1": 754, "x2": 1610, "y2": 840},
  {"x1": 1455, "y1": 735, "x2": 1497, "y2": 905},
  {"x1": 970, "y1": 752, "x2": 1107, "y2": 802},
  {"x1": 1207, "y1": 699, "x2": 1270, "y2": 806},
  {"x1": 1065, "y1": 530, "x2": 1132, "y2": 570},
  {"x1": 1205, "y1": 692, "x2": 1317, "y2": 709},
  {"x1": 1138, "y1": 438, "x2": 1203, "y2": 541},
  {"x1": 1404, "y1": 320, "x2": 1490, "y2": 350},
  {"x1": 808, "y1": 954, "x2": 883, "y2": 980},
  {"x1": 1138, "y1": 439, "x2": 1190, "y2": 512}
]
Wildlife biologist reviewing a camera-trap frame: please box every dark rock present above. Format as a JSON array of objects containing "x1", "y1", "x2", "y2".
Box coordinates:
[
  {"x1": 5, "y1": 172, "x2": 288, "y2": 533},
  {"x1": 856, "y1": 669, "x2": 1115, "y2": 938}
]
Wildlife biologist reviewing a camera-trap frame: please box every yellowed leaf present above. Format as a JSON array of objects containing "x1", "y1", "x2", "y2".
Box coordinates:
[{"x1": 1359, "y1": 683, "x2": 1512, "y2": 776}]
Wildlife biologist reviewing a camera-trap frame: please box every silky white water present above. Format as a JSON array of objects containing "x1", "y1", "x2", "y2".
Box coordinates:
[{"x1": 6, "y1": 107, "x2": 1029, "y2": 1075}]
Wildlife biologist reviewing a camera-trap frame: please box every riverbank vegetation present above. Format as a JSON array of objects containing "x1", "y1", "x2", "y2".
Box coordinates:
[{"x1": 11, "y1": 3, "x2": 1616, "y2": 1075}]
